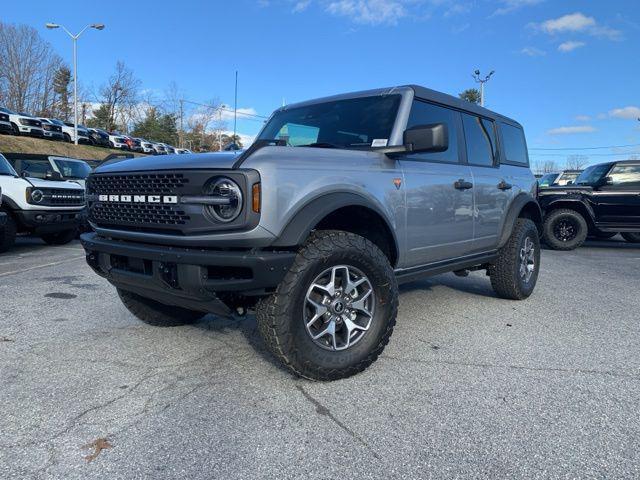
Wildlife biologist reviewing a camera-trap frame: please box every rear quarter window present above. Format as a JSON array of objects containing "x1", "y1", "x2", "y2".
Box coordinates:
[{"x1": 500, "y1": 122, "x2": 529, "y2": 166}]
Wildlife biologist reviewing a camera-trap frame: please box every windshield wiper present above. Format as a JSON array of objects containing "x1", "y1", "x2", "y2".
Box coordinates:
[{"x1": 299, "y1": 142, "x2": 340, "y2": 149}]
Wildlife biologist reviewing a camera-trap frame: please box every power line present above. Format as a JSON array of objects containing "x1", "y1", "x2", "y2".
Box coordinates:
[
  {"x1": 180, "y1": 98, "x2": 269, "y2": 120},
  {"x1": 529, "y1": 143, "x2": 640, "y2": 151},
  {"x1": 529, "y1": 152, "x2": 640, "y2": 157}
]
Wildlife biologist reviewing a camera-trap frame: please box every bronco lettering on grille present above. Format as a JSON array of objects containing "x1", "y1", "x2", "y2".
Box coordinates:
[{"x1": 98, "y1": 194, "x2": 178, "y2": 204}]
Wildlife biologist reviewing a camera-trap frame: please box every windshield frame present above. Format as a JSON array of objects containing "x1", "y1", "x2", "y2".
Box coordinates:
[
  {"x1": 257, "y1": 89, "x2": 412, "y2": 151},
  {"x1": 0, "y1": 153, "x2": 18, "y2": 177}
]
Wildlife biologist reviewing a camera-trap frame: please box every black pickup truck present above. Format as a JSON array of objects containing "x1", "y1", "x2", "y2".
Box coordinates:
[{"x1": 539, "y1": 160, "x2": 640, "y2": 250}]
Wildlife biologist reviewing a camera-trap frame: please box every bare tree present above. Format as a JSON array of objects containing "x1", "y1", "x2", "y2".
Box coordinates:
[
  {"x1": 0, "y1": 22, "x2": 64, "y2": 114},
  {"x1": 96, "y1": 61, "x2": 140, "y2": 132},
  {"x1": 565, "y1": 155, "x2": 588, "y2": 170}
]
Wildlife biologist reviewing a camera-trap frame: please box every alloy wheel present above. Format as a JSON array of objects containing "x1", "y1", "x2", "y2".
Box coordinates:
[
  {"x1": 304, "y1": 265, "x2": 375, "y2": 351},
  {"x1": 519, "y1": 236, "x2": 536, "y2": 283}
]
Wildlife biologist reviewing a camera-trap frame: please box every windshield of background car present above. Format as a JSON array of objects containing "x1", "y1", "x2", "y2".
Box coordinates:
[
  {"x1": 574, "y1": 164, "x2": 611, "y2": 185},
  {"x1": 538, "y1": 173, "x2": 558, "y2": 186},
  {"x1": 258, "y1": 95, "x2": 402, "y2": 149},
  {"x1": 53, "y1": 159, "x2": 91, "y2": 179},
  {"x1": 0, "y1": 154, "x2": 18, "y2": 176},
  {"x1": 0, "y1": 107, "x2": 15, "y2": 114}
]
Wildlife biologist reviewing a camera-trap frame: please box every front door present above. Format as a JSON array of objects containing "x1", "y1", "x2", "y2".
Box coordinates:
[
  {"x1": 593, "y1": 163, "x2": 640, "y2": 228},
  {"x1": 399, "y1": 99, "x2": 474, "y2": 266}
]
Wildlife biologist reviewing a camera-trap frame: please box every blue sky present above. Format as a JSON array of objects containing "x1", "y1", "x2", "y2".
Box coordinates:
[{"x1": 5, "y1": 0, "x2": 640, "y2": 166}]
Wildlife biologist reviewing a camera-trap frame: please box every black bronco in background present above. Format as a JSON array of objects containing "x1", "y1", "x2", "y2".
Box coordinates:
[{"x1": 539, "y1": 160, "x2": 640, "y2": 250}]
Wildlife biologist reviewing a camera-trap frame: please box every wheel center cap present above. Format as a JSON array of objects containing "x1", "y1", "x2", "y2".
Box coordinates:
[{"x1": 332, "y1": 300, "x2": 345, "y2": 314}]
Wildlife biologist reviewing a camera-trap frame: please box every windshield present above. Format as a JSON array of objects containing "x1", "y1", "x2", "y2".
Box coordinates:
[
  {"x1": 574, "y1": 164, "x2": 611, "y2": 185},
  {"x1": 53, "y1": 159, "x2": 91, "y2": 179},
  {"x1": 0, "y1": 154, "x2": 18, "y2": 176},
  {"x1": 538, "y1": 173, "x2": 558, "y2": 186},
  {"x1": 0, "y1": 107, "x2": 15, "y2": 114},
  {"x1": 51, "y1": 119, "x2": 65, "y2": 126},
  {"x1": 258, "y1": 95, "x2": 401, "y2": 149}
]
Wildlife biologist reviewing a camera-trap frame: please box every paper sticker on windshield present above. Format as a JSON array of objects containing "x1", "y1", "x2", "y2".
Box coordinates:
[{"x1": 371, "y1": 139, "x2": 388, "y2": 147}]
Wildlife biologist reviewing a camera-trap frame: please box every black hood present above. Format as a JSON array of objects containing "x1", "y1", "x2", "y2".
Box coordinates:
[
  {"x1": 539, "y1": 184, "x2": 593, "y2": 195},
  {"x1": 95, "y1": 152, "x2": 242, "y2": 174}
]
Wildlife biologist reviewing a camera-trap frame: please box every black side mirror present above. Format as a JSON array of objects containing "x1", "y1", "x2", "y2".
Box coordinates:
[
  {"x1": 45, "y1": 170, "x2": 63, "y2": 180},
  {"x1": 404, "y1": 123, "x2": 448, "y2": 153}
]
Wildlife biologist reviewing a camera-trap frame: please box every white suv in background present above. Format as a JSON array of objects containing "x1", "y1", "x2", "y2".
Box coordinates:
[
  {"x1": 46, "y1": 119, "x2": 90, "y2": 143},
  {"x1": 109, "y1": 134, "x2": 129, "y2": 150},
  {"x1": 0, "y1": 107, "x2": 44, "y2": 137},
  {"x1": 139, "y1": 139, "x2": 155, "y2": 154}
]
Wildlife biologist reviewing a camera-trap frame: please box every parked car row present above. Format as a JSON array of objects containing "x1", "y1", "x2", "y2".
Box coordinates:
[{"x1": 0, "y1": 106, "x2": 192, "y2": 155}]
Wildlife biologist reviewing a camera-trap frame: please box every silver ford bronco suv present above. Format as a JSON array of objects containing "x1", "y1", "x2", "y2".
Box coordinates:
[{"x1": 81, "y1": 85, "x2": 542, "y2": 380}]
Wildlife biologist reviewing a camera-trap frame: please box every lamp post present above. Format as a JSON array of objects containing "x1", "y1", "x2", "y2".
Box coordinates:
[
  {"x1": 472, "y1": 69, "x2": 495, "y2": 107},
  {"x1": 46, "y1": 23, "x2": 105, "y2": 145}
]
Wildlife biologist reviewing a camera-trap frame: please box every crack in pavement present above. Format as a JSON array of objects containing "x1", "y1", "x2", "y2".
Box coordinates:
[
  {"x1": 295, "y1": 384, "x2": 381, "y2": 460},
  {"x1": 381, "y1": 355, "x2": 640, "y2": 380}
]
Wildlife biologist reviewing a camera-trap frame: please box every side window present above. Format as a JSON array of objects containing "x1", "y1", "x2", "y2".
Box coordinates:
[
  {"x1": 608, "y1": 164, "x2": 640, "y2": 187},
  {"x1": 462, "y1": 113, "x2": 496, "y2": 167},
  {"x1": 500, "y1": 122, "x2": 528, "y2": 165},
  {"x1": 405, "y1": 100, "x2": 459, "y2": 163}
]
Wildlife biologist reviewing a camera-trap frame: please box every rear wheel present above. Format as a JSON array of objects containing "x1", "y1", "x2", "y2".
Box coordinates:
[
  {"x1": 256, "y1": 230, "x2": 398, "y2": 381},
  {"x1": 543, "y1": 209, "x2": 588, "y2": 251},
  {"x1": 11, "y1": 123, "x2": 19, "y2": 136},
  {"x1": 117, "y1": 289, "x2": 204, "y2": 327},
  {"x1": 621, "y1": 232, "x2": 640, "y2": 243},
  {"x1": 41, "y1": 229, "x2": 77, "y2": 245},
  {"x1": 0, "y1": 214, "x2": 17, "y2": 253},
  {"x1": 63, "y1": 133, "x2": 71, "y2": 143},
  {"x1": 490, "y1": 218, "x2": 540, "y2": 300}
]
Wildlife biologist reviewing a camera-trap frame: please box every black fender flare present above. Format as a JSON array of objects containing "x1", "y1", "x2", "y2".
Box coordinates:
[
  {"x1": 272, "y1": 192, "x2": 399, "y2": 252},
  {"x1": 541, "y1": 197, "x2": 596, "y2": 222},
  {"x1": 497, "y1": 193, "x2": 543, "y2": 249},
  {"x1": 0, "y1": 195, "x2": 20, "y2": 211}
]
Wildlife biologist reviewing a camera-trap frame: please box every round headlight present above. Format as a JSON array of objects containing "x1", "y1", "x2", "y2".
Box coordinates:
[
  {"x1": 30, "y1": 189, "x2": 44, "y2": 203},
  {"x1": 205, "y1": 177, "x2": 243, "y2": 223}
]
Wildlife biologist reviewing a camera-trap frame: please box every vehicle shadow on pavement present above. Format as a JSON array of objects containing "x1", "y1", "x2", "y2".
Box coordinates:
[
  {"x1": 399, "y1": 274, "x2": 497, "y2": 299},
  {"x1": 194, "y1": 313, "x2": 293, "y2": 376}
]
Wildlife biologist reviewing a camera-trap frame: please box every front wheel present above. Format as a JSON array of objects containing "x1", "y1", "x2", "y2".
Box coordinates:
[
  {"x1": 41, "y1": 229, "x2": 77, "y2": 245},
  {"x1": 542, "y1": 209, "x2": 588, "y2": 251},
  {"x1": 621, "y1": 232, "x2": 640, "y2": 243},
  {"x1": 490, "y1": 218, "x2": 541, "y2": 300},
  {"x1": 256, "y1": 230, "x2": 398, "y2": 381},
  {"x1": 117, "y1": 289, "x2": 204, "y2": 326}
]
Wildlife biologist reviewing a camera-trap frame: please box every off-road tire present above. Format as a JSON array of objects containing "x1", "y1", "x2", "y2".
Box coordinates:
[
  {"x1": 621, "y1": 232, "x2": 640, "y2": 243},
  {"x1": 64, "y1": 133, "x2": 72, "y2": 143},
  {"x1": 11, "y1": 123, "x2": 20, "y2": 136},
  {"x1": 117, "y1": 288, "x2": 204, "y2": 327},
  {"x1": 0, "y1": 213, "x2": 17, "y2": 253},
  {"x1": 543, "y1": 209, "x2": 588, "y2": 251},
  {"x1": 255, "y1": 230, "x2": 398, "y2": 381},
  {"x1": 41, "y1": 229, "x2": 77, "y2": 245},
  {"x1": 490, "y1": 218, "x2": 540, "y2": 300}
]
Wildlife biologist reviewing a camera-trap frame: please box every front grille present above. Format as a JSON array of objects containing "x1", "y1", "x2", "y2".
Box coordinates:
[
  {"x1": 88, "y1": 173, "x2": 189, "y2": 195},
  {"x1": 91, "y1": 203, "x2": 190, "y2": 226},
  {"x1": 37, "y1": 189, "x2": 85, "y2": 206}
]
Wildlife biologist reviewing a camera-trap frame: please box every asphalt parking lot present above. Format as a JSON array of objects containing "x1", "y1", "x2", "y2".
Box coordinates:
[{"x1": 1, "y1": 236, "x2": 639, "y2": 479}]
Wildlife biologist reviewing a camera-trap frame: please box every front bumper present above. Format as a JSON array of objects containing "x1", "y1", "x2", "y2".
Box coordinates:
[
  {"x1": 15, "y1": 209, "x2": 82, "y2": 233},
  {"x1": 19, "y1": 126, "x2": 44, "y2": 136},
  {"x1": 80, "y1": 232, "x2": 296, "y2": 315},
  {"x1": 43, "y1": 130, "x2": 64, "y2": 140}
]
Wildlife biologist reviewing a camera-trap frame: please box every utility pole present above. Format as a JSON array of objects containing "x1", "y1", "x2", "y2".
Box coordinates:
[
  {"x1": 46, "y1": 22, "x2": 105, "y2": 144},
  {"x1": 472, "y1": 69, "x2": 495, "y2": 107},
  {"x1": 179, "y1": 99, "x2": 184, "y2": 148}
]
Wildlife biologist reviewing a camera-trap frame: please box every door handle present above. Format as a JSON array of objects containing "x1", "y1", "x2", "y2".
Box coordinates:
[
  {"x1": 497, "y1": 180, "x2": 513, "y2": 191},
  {"x1": 454, "y1": 179, "x2": 473, "y2": 190}
]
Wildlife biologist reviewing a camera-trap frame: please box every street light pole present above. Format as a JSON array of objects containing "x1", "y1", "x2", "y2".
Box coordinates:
[
  {"x1": 46, "y1": 23, "x2": 104, "y2": 145},
  {"x1": 472, "y1": 69, "x2": 495, "y2": 107}
]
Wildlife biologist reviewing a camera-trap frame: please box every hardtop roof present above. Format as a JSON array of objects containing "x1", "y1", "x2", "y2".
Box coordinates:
[{"x1": 279, "y1": 85, "x2": 522, "y2": 128}]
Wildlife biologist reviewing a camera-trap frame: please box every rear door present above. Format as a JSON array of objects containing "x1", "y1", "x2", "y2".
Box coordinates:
[
  {"x1": 593, "y1": 163, "x2": 640, "y2": 227},
  {"x1": 462, "y1": 114, "x2": 512, "y2": 252},
  {"x1": 398, "y1": 99, "x2": 474, "y2": 266}
]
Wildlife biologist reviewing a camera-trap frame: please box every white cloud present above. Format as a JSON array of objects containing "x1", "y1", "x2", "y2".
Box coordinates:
[
  {"x1": 609, "y1": 106, "x2": 640, "y2": 120},
  {"x1": 326, "y1": 0, "x2": 407, "y2": 26},
  {"x1": 575, "y1": 115, "x2": 591, "y2": 122},
  {"x1": 492, "y1": 0, "x2": 544, "y2": 16},
  {"x1": 535, "y1": 12, "x2": 621, "y2": 40},
  {"x1": 547, "y1": 125, "x2": 596, "y2": 135},
  {"x1": 520, "y1": 46, "x2": 546, "y2": 56},
  {"x1": 558, "y1": 40, "x2": 586, "y2": 52},
  {"x1": 292, "y1": 0, "x2": 311, "y2": 12},
  {"x1": 444, "y1": 2, "x2": 471, "y2": 17}
]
